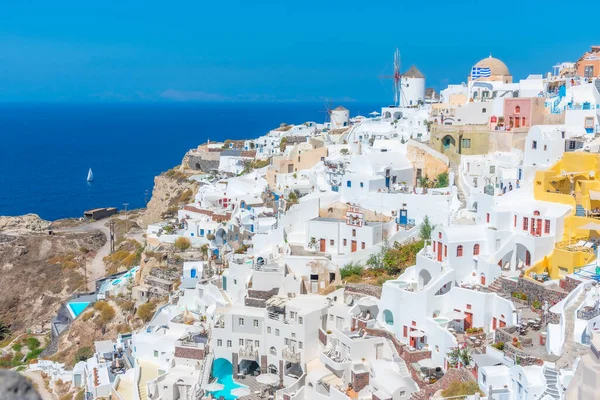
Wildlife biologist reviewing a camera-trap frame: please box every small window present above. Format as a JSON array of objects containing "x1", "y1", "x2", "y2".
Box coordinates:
[
  {"x1": 343, "y1": 239, "x2": 347, "y2": 246},
  {"x1": 514, "y1": 215, "x2": 517, "y2": 227},
  {"x1": 352, "y1": 229, "x2": 356, "y2": 237},
  {"x1": 285, "y1": 338, "x2": 289, "y2": 345},
  {"x1": 227, "y1": 340, "x2": 232, "y2": 348},
  {"x1": 330, "y1": 239, "x2": 334, "y2": 246},
  {"x1": 154, "y1": 351, "x2": 158, "y2": 358},
  {"x1": 239, "y1": 318, "x2": 245, "y2": 326},
  {"x1": 457, "y1": 245, "x2": 463, "y2": 257},
  {"x1": 276, "y1": 329, "x2": 280, "y2": 336},
  {"x1": 523, "y1": 217, "x2": 529, "y2": 231},
  {"x1": 254, "y1": 319, "x2": 259, "y2": 327},
  {"x1": 361, "y1": 242, "x2": 365, "y2": 249},
  {"x1": 569, "y1": 141, "x2": 576, "y2": 150},
  {"x1": 515, "y1": 105, "x2": 521, "y2": 114},
  {"x1": 444, "y1": 245, "x2": 447, "y2": 257},
  {"x1": 217, "y1": 339, "x2": 223, "y2": 347},
  {"x1": 347, "y1": 180, "x2": 352, "y2": 188},
  {"x1": 486, "y1": 213, "x2": 490, "y2": 223},
  {"x1": 461, "y1": 138, "x2": 471, "y2": 149},
  {"x1": 267, "y1": 326, "x2": 271, "y2": 334},
  {"x1": 299, "y1": 317, "x2": 303, "y2": 324},
  {"x1": 239, "y1": 339, "x2": 244, "y2": 346},
  {"x1": 532, "y1": 140, "x2": 537, "y2": 149},
  {"x1": 489, "y1": 165, "x2": 496, "y2": 174},
  {"x1": 291, "y1": 332, "x2": 296, "y2": 338},
  {"x1": 255, "y1": 340, "x2": 260, "y2": 347},
  {"x1": 545, "y1": 219, "x2": 550, "y2": 234},
  {"x1": 585, "y1": 117, "x2": 594, "y2": 128},
  {"x1": 360, "y1": 182, "x2": 364, "y2": 188},
  {"x1": 299, "y1": 342, "x2": 303, "y2": 349},
  {"x1": 473, "y1": 244, "x2": 480, "y2": 255},
  {"x1": 439, "y1": 232, "x2": 442, "y2": 239},
  {"x1": 482, "y1": 108, "x2": 487, "y2": 113},
  {"x1": 543, "y1": 144, "x2": 547, "y2": 151}
]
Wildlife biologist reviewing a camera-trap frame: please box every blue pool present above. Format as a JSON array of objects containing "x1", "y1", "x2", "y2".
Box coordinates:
[
  {"x1": 211, "y1": 358, "x2": 243, "y2": 399},
  {"x1": 67, "y1": 301, "x2": 91, "y2": 318}
]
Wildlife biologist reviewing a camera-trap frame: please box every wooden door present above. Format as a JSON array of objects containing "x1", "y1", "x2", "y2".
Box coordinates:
[
  {"x1": 492, "y1": 317, "x2": 497, "y2": 330},
  {"x1": 437, "y1": 241, "x2": 442, "y2": 262},
  {"x1": 536, "y1": 219, "x2": 542, "y2": 236},
  {"x1": 410, "y1": 334, "x2": 416, "y2": 348},
  {"x1": 351, "y1": 240, "x2": 357, "y2": 253},
  {"x1": 464, "y1": 312, "x2": 473, "y2": 331},
  {"x1": 526, "y1": 250, "x2": 531, "y2": 266},
  {"x1": 480, "y1": 274, "x2": 486, "y2": 286},
  {"x1": 320, "y1": 239, "x2": 326, "y2": 252}
]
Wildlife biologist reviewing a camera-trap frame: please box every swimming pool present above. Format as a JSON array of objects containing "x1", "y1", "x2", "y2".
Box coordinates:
[
  {"x1": 211, "y1": 358, "x2": 243, "y2": 399},
  {"x1": 67, "y1": 301, "x2": 91, "y2": 319}
]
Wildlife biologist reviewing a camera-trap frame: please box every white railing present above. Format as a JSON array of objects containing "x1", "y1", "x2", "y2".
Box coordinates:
[{"x1": 282, "y1": 347, "x2": 301, "y2": 363}]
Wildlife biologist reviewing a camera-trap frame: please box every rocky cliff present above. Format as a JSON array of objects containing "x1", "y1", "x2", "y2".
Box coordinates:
[
  {"x1": 140, "y1": 167, "x2": 200, "y2": 227},
  {"x1": 0, "y1": 214, "x2": 51, "y2": 234}
]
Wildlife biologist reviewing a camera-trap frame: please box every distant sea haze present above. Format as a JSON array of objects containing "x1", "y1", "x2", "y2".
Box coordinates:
[{"x1": 0, "y1": 102, "x2": 382, "y2": 221}]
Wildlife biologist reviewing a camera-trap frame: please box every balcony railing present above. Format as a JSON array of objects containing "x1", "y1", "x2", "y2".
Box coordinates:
[
  {"x1": 238, "y1": 346, "x2": 258, "y2": 360},
  {"x1": 282, "y1": 347, "x2": 301, "y2": 363}
]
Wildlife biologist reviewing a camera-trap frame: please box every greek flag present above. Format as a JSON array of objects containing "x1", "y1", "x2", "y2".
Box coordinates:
[{"x1": 471, "y1": 67, "x2": 491, "y2": 79}]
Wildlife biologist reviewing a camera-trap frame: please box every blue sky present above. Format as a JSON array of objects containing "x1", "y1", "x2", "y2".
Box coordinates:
[{"x1": 0, "y1": 0, "x2": 595, "y2": 102}]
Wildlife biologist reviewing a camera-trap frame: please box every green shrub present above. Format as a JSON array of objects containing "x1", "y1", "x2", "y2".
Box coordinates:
[
  {"x1": 26, "y1": 337, "x2": 40, "y2": 350},
  {"x1": 137, "y1": 301, "x2": 158, "y2": 323},
  {"x1": 174, "y1": 237, "x2": 191, "y2": 251},
  {"x1": 340, "y1": 262, "x2": 364, "y2": 279},
  {"x1": 492, "y1": 341, "x2": 505, "y2": 351},
  {"x1": 12, "y1": 343, "x2": 22, "y2": 352},
  {"x1": 74, "y1": 347, "x2": 94, "y2": 363},
  {"x1": 25, "y1": 348, "x2": 44, "y2": 362},
  {"x1": 532, "y1": 300, "x2": 542, "y2": 309},
  {"x1": 441, "y1": 380, "x2": 483, "y2": 398}
]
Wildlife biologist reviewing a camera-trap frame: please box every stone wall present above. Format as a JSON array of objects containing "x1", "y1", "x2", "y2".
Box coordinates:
[
  {"x1": 560, "y1": 276, "x2": 582, "y2": 292},
  {"x1": 351, "y1": 370, "x2": 369, "y2": 392},
  {"x1": 416, "y1": 368, "x2": 475, "y2": 399},
  {"x1": 345, "y1": 284, "x2": 382, "y2": 299},
  {"x1": 187, "y1": 154, "x2": 220, "y2": 172},
  {"x1": 498, "y1": 277, "x2": 569, "y2": 308}
]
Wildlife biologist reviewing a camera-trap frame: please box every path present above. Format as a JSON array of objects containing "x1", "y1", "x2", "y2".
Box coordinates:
[
  {"x1": 555, "y1": 290, "x2": 588, "y2": 370},
  {"x1": 55, "y1": 219, "x2": 113, "y2": 291},
  {"x1": 21, "y1": 371, "x2": 56, "y2": 400}
]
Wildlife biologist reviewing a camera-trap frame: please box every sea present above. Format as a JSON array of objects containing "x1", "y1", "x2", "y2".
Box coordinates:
[{"x1": 0, "y1": 102, "x2": 382, "y2": 221}]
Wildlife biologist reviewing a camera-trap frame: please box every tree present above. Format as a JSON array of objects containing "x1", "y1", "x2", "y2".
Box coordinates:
[
  {"x1": 446, "y1": 346, "x2": 472, "y2": 368},
  {"x1": 279, "y1": 137, "x2": 288, "y2": 152},
  {"x1": 419, "y1": 216, "x2": 435, "y2": 241},
  {"x1": 174, "y1": 237, "x2": 191, "y2": 251},
  {"x1": 435, "y1": 171, "x2": 449, "y2": 188},
  {"x1": 339, "y1": 148, "x2": 349, "y2": 156},
  {"x1": 418, "y1": 175, "x2": 431, "y2": 188}
]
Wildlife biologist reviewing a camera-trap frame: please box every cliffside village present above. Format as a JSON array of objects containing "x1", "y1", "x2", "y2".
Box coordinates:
[{"x1": 26, "y1": 47, "x2": 600, "y2": 400}]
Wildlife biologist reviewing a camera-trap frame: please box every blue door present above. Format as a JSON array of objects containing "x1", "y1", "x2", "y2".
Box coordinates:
[
  {"x1": 222, "y1": 276, "x2": 227, "y2": 291},
  {"x1": 191, "y1": 268, "x2": 197, "y2": 279}
]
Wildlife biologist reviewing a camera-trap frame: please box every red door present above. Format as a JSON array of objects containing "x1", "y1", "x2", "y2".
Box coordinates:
[
  {"x1": 480, "y1": 274, "x2": 486, "y2": 286},
  {"x1": 492, "y1": 317, "x2": 497, "y2": 330},
  {"x1": 410, "y1": 331, "x2": 416, "y2": 348},
  {"x1": 525, "y1": 250, "x2": 531, "y2": 266},
  {"x1": 437, "y1": 241, "x2": 442, "y2": 262},
  {"x1": 320, "y1": 239, "x2": 326, "y2": 252},
  {"x1": 351, "y1": 240, "x2": 357, "y2": 253},
  {"x1": 536, "y1": 220, "x2": 542, "y2": 237},
  {"x1": 499, "y1": 320, "x2": 506, "y2": 328},
  {"x1": 464, "y1": 312, "x2": 473, "y2": 330}
]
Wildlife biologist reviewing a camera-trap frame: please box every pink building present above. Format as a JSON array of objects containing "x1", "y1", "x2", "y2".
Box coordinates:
[{"x1": 502, "y1": 98, "x2": 545, "y2": 132}]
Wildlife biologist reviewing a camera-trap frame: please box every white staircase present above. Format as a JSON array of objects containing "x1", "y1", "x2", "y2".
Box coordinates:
[
  {"x1": 556, "y1": 290, "x2": 588, "y2": 369},
  {"x1": 541, "y1": 364, "x2": 560, "y2": 399}
]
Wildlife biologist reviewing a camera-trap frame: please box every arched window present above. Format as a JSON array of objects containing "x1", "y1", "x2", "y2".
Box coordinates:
[
  {"x1": 515, "y1": 106, "x2": 521, "y2": 114},
  {"x1": 268, "y1": 364, "x2": 278, "y2": 374},
  {"x1": 473, "y1": 244, "x2": 480, "y2": 256},
  {"x1": 533, "y1": 210, "x2": 540, "y2": 216},
  {"x1": 383, "y1": 310, "x2": 394, "y2": 325},
  {"x1": 457, "y1": 245, "x2": 463, "y2": 257},
  {"x1": 270, "y1": 346, "x2": 277, "y2": 356}
]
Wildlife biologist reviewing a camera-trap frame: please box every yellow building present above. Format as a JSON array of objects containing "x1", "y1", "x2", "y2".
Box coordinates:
[{"x1": 528, "y1": 152, "x2": 600, "y2": 278}]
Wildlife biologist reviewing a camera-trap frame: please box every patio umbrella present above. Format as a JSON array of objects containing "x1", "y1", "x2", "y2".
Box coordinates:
[
  {"x1": 418, "y1": 358, "x2": 439, "y2": 369},
  {"x1": 445, "y1": 311, "x2": 467, "y2": 320},
  {"x1": 204, "y1": 382, "x2": 224, "y2": 391},
  {"x1": 256, "y1": 373, "x2": 279, "y2": 385},
  {"x1": 409, "y1": 330, "x2": 426, "y2": 338},
  {"x1": 231, "y1": 387, "x2": 251, "y2": 397}
]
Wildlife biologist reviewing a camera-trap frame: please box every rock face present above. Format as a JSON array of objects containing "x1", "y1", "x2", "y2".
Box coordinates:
[
  {"x1": 0, "y1": 214, "x2": 51, "y2": 234},
  {"x1": 0, "y1": 371, "x2": 42, "y2": 400},
  {"x1": 140, "y1": 173, "x2": 199, "y2": 227}
]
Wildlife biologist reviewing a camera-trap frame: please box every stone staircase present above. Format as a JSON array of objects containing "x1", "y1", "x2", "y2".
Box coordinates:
[
  {"x1": 138, "y1": 379, "x2": 148, "y2": 400},
  {"x1": 541, "y1": 364, "x2": 560, "y2": 399},
  {"x1": 487, "y1": 278, "x2": 510, "y2": 299},
  {"x1": 555, "y1": 290, "x2": 589, "y2": 369}
]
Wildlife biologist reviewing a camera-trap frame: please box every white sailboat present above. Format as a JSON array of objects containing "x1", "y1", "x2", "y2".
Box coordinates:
[{"x1": 87, "y1": 168, "x2": 94, "y2": 182}]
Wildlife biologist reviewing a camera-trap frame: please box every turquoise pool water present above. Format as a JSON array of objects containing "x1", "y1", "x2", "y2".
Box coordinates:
[
  {"x1": 211, "y1": 358, "x2": 243, "y2": 400},
  {"x1": 68, "y1": 301, "x2": 91, "y2": 318}
]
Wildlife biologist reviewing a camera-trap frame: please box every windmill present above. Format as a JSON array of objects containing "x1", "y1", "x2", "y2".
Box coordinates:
[
  {"x1": 321, "y1": 99, "x2": 341, "y2": 128},
  {"x1": 378, "y1": 48, "x2": 409, "y2": 107}
]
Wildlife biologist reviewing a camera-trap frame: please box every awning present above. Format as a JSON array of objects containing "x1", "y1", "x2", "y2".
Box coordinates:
[
  {"x1": 590, "y1": 191, "x2": 600, "y2": 201},
  {"x1": 409, "y1": 330, "x2": 426, "y2": 338},
  {"x1": 579, "y1": 222, "x2": 600, "y2": 231}
]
